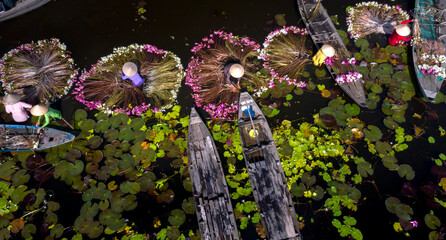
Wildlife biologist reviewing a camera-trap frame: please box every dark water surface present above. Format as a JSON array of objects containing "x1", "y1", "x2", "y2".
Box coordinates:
[{"x1": 1, "y1": 0, "x2": 446, "y2": 239}]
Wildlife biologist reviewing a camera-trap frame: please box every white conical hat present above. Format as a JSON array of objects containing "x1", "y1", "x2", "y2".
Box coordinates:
[
  {"x1": 30, "y1": 104, "x2": 49, "y2": 116},
  {"x1": 229, "y1": 64, "x2": 245, "y2": 78},
  {"x1": 3, "y1": 93, "x2": 21, "y2": 105},
  {"x1": 321, "y1": 44, "x2": 335, "y2": 57},
  {"x1": 122, "y1": 62, "x2": 138, "y2": 77},
  {"x1": 396, "y1": 24, "x2": 411, "y2": 36}
]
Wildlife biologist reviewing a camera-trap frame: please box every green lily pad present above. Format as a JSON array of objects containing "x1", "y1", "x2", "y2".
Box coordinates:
[
  {"x1": 395, "y1": 203, "x2": 413, "y2": 221},
  {"x1": 87, "y1": 221, "x2": 103, "y2": 239},
  {"x1": 123, "y1": 195, "x2": 138, "y2": 211},
  {"x1": 95, "y1": 120, "x2": 111, "y2": 133},
  {"x1": 181, "y1": 197, "x2": 195, "y2": 214},
  {"x1": 21, "y1": 223, "x2": 36, "y2": 239},
  {"x1": 104, "y1": 129, "x2": 119, "y2": 142},
  {"x1": 301, "y1": 172, "x2": 316, "y2": 186},
  {"x1": 168, "y1": 209, "x2": 186, "y2": 226},
  {"x1": 357, "y1": 161, "x2": 374, "y2": 177},
  {"x1": 385, "y1": 197, "x2": 401, "y2": 213},
  {"x1": 88, "y1": 136, "x2": 103, "y2": 149},
  {"x1": 363, "y1": 125, "x2": 382, "y2": 142},
  {"x1": 397, "y1": 164, "x2": 415, "y2": 180},
  {"x1": 345, "y1": 104, "x2": 360, "y2": 116},
  {"x1": 348, "y1": 187, "x2": 361, "y2": 200},
  {"x1": 130, "y1": 118, "x2": 145, "y2": 130},
  {"x1": 182, "y1": 178, "x2": 192, "y2": 192},
  {"x1": 69, "y1": 160, "x2": 84, "y2": 176},
  {"x1": 96, "y1": 112, "x2": 110, "y2": 121},
  {"x1": 370, "y1": 84, "x2": 383, "y2": 94},
  {"x1": 81, "y1": 202, "x2": 99, "y2": 220},
  {"x1": 383, "y1": 116, "x2": 398, "y2": 130},
  {"x1": 74, "y1": 109, "x2": 88, "y2": 122},
  {"x1": 66, "y1": 149, "x2": 82, "y2": 162},
  {"x1": 80, "y1": 119, "x2": 96, "y2": 132},
  {"x1": 382, "y1": 155, "x2": 398, "y2": 171},
  {"x1": 311, "y1": 185, "x2": 324, "y2": 201},
  {"x1": 290, "y1": 182, "x2": 306, "y2": 197},
  {"x1": 118, "y1": 128, "x2": 134, "y2": 142},
  {"x1": 425, "y1": 213, "x2": 441, "y2": 230},
  {"x1": 11, "y1": 169, "x2": 30, "y2": 187},
  {"x1": 315, "y1": 68, "x2": 326, "y2": 78},
  {"x1": 355, "y1": 39, "x2": 369, "y2": 49}
]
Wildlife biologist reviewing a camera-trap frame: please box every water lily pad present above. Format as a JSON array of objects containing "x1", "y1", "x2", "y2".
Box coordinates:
[
  {"x1": 157, "y1": 189, "x2": 175, "y2": 204},
  {"x1": 96, "y1": 112, "x2": 110, "y2": 121},
  {"x1": 21, "y1": 223, "x2": 36, "y2": 239},
  {"x1": 10, "y1": 218, "x2": 24, "y2": 234},
  {"x1": 45, "y1": 212, "x2": 58, "y2": 225},
  {"x1": 104, "y1": 129, "x2": 119, "y2": 142},
  {"x1": 397, "y1": 164, "x2": 415, "y2": 181},
  {"x1": 355, "y1": 39, "x2": 369, "y2": 49},
  {"x1": 88, "y1": 136, "x2": 103, "y2": 149},
  {"x1": 95, "y1": 120, "x2": 111, "y2": 134},
  {"x1": 130, "y1": 118, "x2": 145, "y2": 130},
  {"x1": 0, "y1": 160, "x2": 16, "y2": 179},
  {"x1": 311, "y1": 185, "x2": 324, "y2": 201},
  {"x1": 181, "y1": 197, "x2": 195, "y2": 214},
  {"x1": 382, "y1": 155, "x2": 398, "y2": 171},
  {"x1": 425, "y1": 213, "x2": 441, "y2": 230},
  {"x1": 370, "y1": 84, "x2": 383, "y2": 94},
  {"x1": 81, "y1": 202, "x2": 99, "y2": 220},
  {"x1": 80, "y1": 119, "x2": 96, "y2": 132},
  {"x1": 87, "y1": 221, "x2": 103, "y2": 239},
  {"x1": 74, "y1": 109, "x2": 88, "y2": 122},
  {"x1": 118, "y1": 128, "x2": 134, "y2": 142},
  {"x1": 291, "y1": 182, "x2": 306, "y2": 197},
  {"x1": 103, "y1": 144, "x2": 117, "y2": 158},
  {"x1": 383, "y1": 116, "x2": 398, "y2": 130},
  {"x1": 23, "y1": 193, "x2": 36, "y2": 206},
  {"x1": 345, "y1": 104, "x2": 360, "y2": 116},
  {"x1": 168, "y1": 209, "x2": 186, "y2": 226},
  {"x1": 301, "y1": 172, "x2": 316, "y2": 186},
  {"x1": 385, "y1": 197, "x2": 401, "y2": 213},
  {"x1": 11, "y1": 185, "x2": 28, "y2": 203},
  {"x1": 123, "y1": 195, "x2": 138, "y2": 211},
  {"x1": 363, "y1": 125, "x2": 382, "y2": 142},
  {"x1": 11, "y1": 169, "x2": 30, "y2": 186},
  {"x1": 182, "y1": 178, "x2": 192, "y2": 192},
  {"x1": 348, "y1": 187, "x2": 361, "y2": 200},
  {"x1": 66, "y1": 149, "x2": 82, "y2": 162},
  {"x1": 357, "y1": 161, "x2": 374, "y2": 177},
  {"x1": 99, "y1": 209, "x2": 121, "y2": 227},
  {"x1": 315, "y1": 68, "x2": 326, "y2": 78},
  {"x1": 395, "y1": 203, "x2": 413, "y2": 221}
]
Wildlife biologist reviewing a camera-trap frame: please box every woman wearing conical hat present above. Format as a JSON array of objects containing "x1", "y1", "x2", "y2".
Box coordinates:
[
  {"x1": 2, "y1": 93, "x2": 32, "y2": 122},
  {"x1": 121, "y1": 62, "x2": 145, "y2": 87},
  {"x1": 312, "y1": 44, "x2": 336, "y2": 66},
  {"x1": 30, "y1": 104, "x2": 62, "y2": 133},
  {"x1": 388, "y1": 20, "x2": 414, "y2": 46}
]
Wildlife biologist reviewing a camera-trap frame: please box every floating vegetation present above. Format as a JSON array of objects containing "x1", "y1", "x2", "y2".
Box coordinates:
[
  {"x1": 260, "y1": 26, "x2": 310, "y2": 87},
  {"x1": 185, "y1": 30, "x2": 266, "y2": 119},
  {"x1": 72, "y1": 44, "x2": 183, "y2": 115},
  {"x1": 0, "y1": 38, "x2": 77, "y2": 104},
  {"x1": 346, "y1": 2, "x2": 409, "y2": 40}
]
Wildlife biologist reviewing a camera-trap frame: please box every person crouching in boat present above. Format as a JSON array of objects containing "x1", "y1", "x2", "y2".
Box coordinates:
[
  {"x1": 388, "y1": 20, "x2": 413, "y2": 46},
  {"x1": 223, "y1": 63, "x2": 245, "y2": 92},
  {"x1": 312, "y1": 44, "x2": 335, "y2": 66},
  {"x1": 31, "y1": 104, "x2": 63, "y2": 133},
  {"x1": 121, "y1": 62, "x2": 145, "y2": 87},
  {"x1": 2, "y1": 93, "x2": 32, "y2": 123}
]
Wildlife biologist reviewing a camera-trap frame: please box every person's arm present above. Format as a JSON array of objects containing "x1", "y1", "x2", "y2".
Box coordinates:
[
  {"x1": 404, "y1": 36, "x2": 414, "y2": 41},
  {"x1": 401, "y1": 19, "x2": 413, "y2": 25},
  {"x1": 40, "y1": 114, "x2": 51, "y2": 128},
  {"x1": 21, "y1": 102, "x2": 32, "y2": 109},
  {"x1": 4, "y1": 104, "x2": 11, "y2": 113},
  {"x1": 121, "y1": 73, "x2": 129, "y2": 80}
]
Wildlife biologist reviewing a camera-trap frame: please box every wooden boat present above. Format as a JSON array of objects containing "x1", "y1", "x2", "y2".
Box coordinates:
[
  {"x1": 412, "y1": 0, "x2": 446, "y2": 101},
  {"x1": 0, "y1": 124, "x2": 74, "y2": 152},
  {"x1": 187, "y1": 108, "x2": 239, "y2": 240},
  {"x1": 238, "y1": 92, "x2": 302, "y2": 240},
  {"x1": 0, "y1": 0, "x2": 51, "y2": 23},
  {"x1": 297, "y1": 0, "x2": 368, "y2": 108}
]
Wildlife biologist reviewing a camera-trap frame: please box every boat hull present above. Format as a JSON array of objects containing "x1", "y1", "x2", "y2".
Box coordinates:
[
  {"x1": 412, "y1": 0, "x2": 445, "y2": 101},
  {"x1": 0, "y1": 0, "x2": 50, "y2": 23},
  {"x1": 0, "y1": 124, "x2": 74, "y2": 152},
  {"x1": 238, "y1": 92, "x2": 302, "y2": 240},
  {"x1": 297, "y1": 0, "x2": 368, "y2": 108},
  {"x1": 187, "y1": 108, "x2": 239, "y2": 240}
]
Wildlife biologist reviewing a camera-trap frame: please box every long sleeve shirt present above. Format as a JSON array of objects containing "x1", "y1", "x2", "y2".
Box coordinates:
[
  {"x1": 121, "y1": 72, "x2": 145, "y2": 86},
  {"x1": 388, "y1": 20, "x2": 414, "y2": 46},
  {"x1": 4, "y1": 101, "x2": 32, "y2": 122},
  {"x1": 38, "y1": 108, "x2": 62, "y2": 129}
]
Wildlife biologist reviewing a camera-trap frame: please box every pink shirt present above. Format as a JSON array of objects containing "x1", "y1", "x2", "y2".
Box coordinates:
[{"x1": 5, "y1": 101, "x2": 32, "y2": 122}]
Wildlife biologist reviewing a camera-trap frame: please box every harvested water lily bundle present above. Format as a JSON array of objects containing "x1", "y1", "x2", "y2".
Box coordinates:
[
  {"x1": 72, "y1": 44, "x2": 184, "y2": 115},
  {"x1": 346, "y1": 1, "x2": 409, "y2": 40},
  {"x1": 260, "y1": 26, "x2": 310, "y2": 87},
  {"x1": 0, "y1": 38, "x2": 77, "y2": 104},
  {"x1": 185, "y1": 30, "x2": 265, "y2": 119},
  {"x1": 415, "y1": 40, "x2": 446, "y2": 79}
]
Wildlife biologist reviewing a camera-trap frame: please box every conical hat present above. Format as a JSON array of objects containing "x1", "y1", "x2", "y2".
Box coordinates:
[
  {"x1": 122, "y1": 62, "x2": 138, "y2": 77},
  {"x1": 30, "y1": 104, "x2": 49, "y2": 116},
  {"x1": 321, "y1": 44, "x2": 335, "y2": 57},
  {"x1": 3, "y1": 93, "x2": 21, "y2": 105},
  {"x1": 396, "y1": 24, "x2": 411, "y2": 36},
  {"x1": 229, "y1": 64, "x2": 245, "y2": 78}
]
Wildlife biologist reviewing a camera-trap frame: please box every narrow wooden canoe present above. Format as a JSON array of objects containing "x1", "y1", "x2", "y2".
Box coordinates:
[
  {"x1": 187, "y1": 108, "x2": 239, "y2": 240},
  {"x1": 297, "y1": 0, "x2": 368, "y2": 108},
  {"x1": 238, "y1": 92, "x2": 302, "y2": 240},
  {"x1": 412, "y1": 0, "x2": 445, "y2": 101},
  {"x1": 0, "y1": 124, "x2": 74, "y2": 152},
  {"x1": 0, "y1": 0, "x2": 50, "y2": 23}
]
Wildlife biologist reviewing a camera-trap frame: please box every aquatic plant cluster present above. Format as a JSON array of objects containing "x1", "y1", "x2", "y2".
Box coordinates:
[
  {"x1": 346, "y1": 1, "x2": 409, "y2": 40},
  {"x1": 1, "y1": 2, "x2": 446, "y2": 240},
  {"x1": 72, "y1": 44, "x2": 184, "y2": 115},
  {"x1": 0, "y1": 38, "x2": 77, "y2": 104}
]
